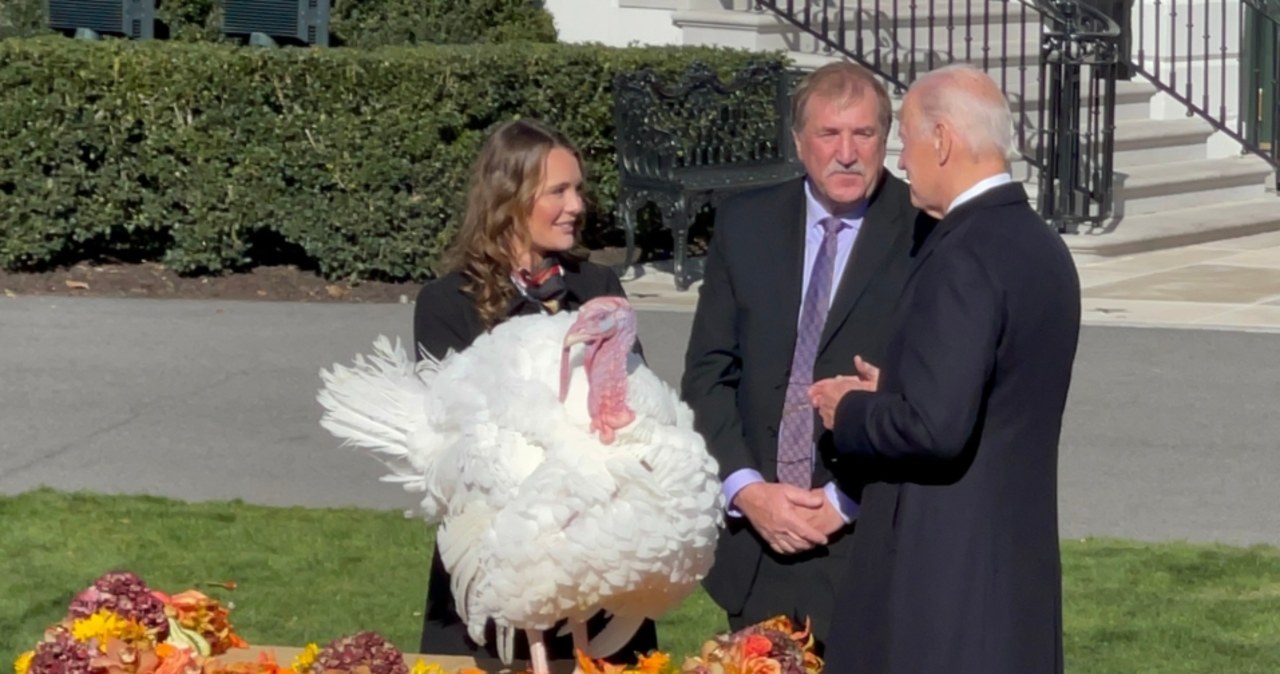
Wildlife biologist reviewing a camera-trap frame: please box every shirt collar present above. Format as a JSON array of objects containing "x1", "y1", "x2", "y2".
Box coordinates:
[
  {"x1": 804, "y1": 178, "x2": 869, "y2": 230},
  {"x1": 947, "y1": 172, "x2": 1014, "y2": 214}
]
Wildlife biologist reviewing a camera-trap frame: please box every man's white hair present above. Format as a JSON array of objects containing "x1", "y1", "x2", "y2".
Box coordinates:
[{"x1": 909, "y1": 63, "x2": 1016, "y2": 160}]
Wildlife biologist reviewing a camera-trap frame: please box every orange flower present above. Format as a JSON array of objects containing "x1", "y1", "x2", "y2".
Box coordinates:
[
  {"x1": 161, "y1": 592, "x2": 247, "y2": 655},
  {"x1": 739, "y1": 657, "x2": 781, "y2": 674},
  {"x1": 202, "y1": 650, "x2": 297, "y2": 674},
  {"x1": 572, "y1": 650, "x2": 662, "y2": 674},
  {"x1": 635, "y1": 652, "x2": 669, "y2": 674},
  {"x1": 574, "y1": 651, "x2": 603, "y2": 674},
  {"x1": 154, "y1": 644, "x2": 196, "y2": 674}
]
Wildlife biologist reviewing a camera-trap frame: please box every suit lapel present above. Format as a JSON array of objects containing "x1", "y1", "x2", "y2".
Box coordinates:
[
  {"x1": 817, "y1": 175, "x2": 908, "y2": 355},
  {"x1": 773, "y1": 180, "x2": 808, "y2": 366}
]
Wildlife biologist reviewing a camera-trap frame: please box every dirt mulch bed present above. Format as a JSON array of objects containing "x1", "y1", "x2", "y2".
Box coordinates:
[
  {"x1": 0, "y1": 248, "x2": 635, "y2": 304},
  {"x1": 0, "y1": 262, "x2": 420, "y2": 304}
]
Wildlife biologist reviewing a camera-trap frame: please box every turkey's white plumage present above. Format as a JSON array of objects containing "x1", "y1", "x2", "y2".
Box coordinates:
[{"x1": 316, "y1": 302, "x2": 723, "y2": 664}]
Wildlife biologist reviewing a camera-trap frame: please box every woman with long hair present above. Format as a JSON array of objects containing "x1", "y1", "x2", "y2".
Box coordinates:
[{"x1": 411, "y1": 118, "x2": 658, "y2": 664}]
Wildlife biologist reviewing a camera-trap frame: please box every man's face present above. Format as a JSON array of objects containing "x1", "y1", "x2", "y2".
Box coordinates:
[
  {"x1": 793, "y1": 93, "x2": 887, "y2": 212},
  {"x1": 896, "y1": 96, "x2": 939, "y2": 216}
]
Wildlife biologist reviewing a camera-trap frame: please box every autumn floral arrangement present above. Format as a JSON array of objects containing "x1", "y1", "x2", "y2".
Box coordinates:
[
  {"x1": 572, "y1": 615, "x2": 821, "y2": 674},
  {"x1": 572, "y1": 650, "x2": 673, "y2": 674},
  {"x1": 13, "y1": 571, "x2": 247, "y2": 674},
  {"x1": 12, "y1": 572, "x2": 818, "y2": 674},
  {"x1": 288, "y1": 631, "x2": 468, "y2": 674},
  {"x1": 678, "y1": 615, "x2": 823, "y2": 674},
  {"x1": 9, "y1": 574, "x2": 479, "y2": 674}
]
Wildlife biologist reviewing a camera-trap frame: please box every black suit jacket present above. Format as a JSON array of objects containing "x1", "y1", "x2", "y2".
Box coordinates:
[
  {"x1": 827, "y1": 182, "x2": 1081, "y2": 674},
  {"x1": 411, "y1": 257, "x2": 657, "y2": 663},
  {"x1": 414, "y1": 257, "x2": 627, "y2": 360},
  {"x1": 681, "y1": 173, "x2": 927, "y2": 640}
]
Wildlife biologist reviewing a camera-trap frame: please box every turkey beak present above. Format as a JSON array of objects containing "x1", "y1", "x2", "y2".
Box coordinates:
[{"x1": 562, "y1": 330, "x2": 592, "y2": 349}]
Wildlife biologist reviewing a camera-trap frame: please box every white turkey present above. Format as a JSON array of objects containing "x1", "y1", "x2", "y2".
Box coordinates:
[{"x1": 315, "y1": 296, "x2": 723, "y2": 674}]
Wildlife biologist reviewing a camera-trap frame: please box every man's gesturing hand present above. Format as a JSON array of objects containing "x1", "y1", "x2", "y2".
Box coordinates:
[{"x1": 810, "y1": 355, "x2": 881, "y2": 430}]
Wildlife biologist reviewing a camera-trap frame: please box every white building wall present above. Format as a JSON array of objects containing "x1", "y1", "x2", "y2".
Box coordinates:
[{"x1": 543, "y1": 0, "x2": 684, "y2": 47}]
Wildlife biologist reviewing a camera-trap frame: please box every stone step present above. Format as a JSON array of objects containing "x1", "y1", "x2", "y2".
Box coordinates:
[
  {"x1": 1013, "y1": 118, "x2": 1214, "y2": 168},
  {"x1": 877, "y1": 80, "x2": 1158, "y2": 129},
  {"x1": 881, "y1": 86, "x2": 1166, "y2": 174},
  {"x1": 826, "y1": 165, "x2": 1278, "y2": 260},
  {"x1": 1066, "y1": 197, "x2": 1280, "y2": 257},
  {"x1": 1007, "y1": 80, "x2": 1158, "y2": 122},
  {"x1": 1111, "y1": 118, "x2": 1214, "y2": 167},
  {"x1": 1113, "y1": 156, "x2": 1275, "y2": 216}
]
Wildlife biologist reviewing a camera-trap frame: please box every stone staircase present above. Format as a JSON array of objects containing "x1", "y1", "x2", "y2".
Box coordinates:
[{"x1": 672, "y1": 2, "x2": 1280, "y2": 258}]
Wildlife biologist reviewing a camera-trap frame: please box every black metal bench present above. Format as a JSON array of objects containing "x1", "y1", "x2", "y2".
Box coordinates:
[{"x1": 611, "y1": 61, "x2": 804, "y2": 290}]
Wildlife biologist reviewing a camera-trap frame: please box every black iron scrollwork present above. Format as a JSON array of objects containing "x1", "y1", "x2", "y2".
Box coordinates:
[
  {"x1": 612, "y1": 61, "x2": 803, "y2": 290},
  {"x1": 613, "y1": 61, "x2": 792, "y2": 182},
  {"x1": 1036, "y1": 0, "x2": 1122, "y2": 232}
]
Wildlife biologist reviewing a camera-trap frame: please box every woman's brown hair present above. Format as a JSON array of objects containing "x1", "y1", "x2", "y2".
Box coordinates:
[{"x1": 444, "y1": 118, "x2": 585, "y2": 329}]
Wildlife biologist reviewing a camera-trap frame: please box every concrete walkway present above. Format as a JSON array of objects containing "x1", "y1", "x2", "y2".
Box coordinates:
[
  {"x1": 619, "y1": 230, "x2": 1280, "y2": 332},
  {"x1": 3, "y1": 295, "x2": 1277, "y2": 546}
]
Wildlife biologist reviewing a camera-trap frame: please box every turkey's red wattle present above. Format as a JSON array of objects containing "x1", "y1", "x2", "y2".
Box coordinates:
[
  {"x1": 585, "y1": 333, "x2": 635, "y2": 445},
  {"x1": 559, "y1": 299, "x2": 639, "y2": 444}
]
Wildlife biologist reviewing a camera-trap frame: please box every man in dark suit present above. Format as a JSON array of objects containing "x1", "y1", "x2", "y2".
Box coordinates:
[
  {"x1": 680, "y1": 61, "x2": 928, "y2": 649},
  {"x1": 810, "y1": 63, "x2": 1082, "y2": 673}
]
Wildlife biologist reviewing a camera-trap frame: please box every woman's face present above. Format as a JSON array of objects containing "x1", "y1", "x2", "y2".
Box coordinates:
[{"x1": 524, "y1": 147, "x2": 584, "y2": 264}]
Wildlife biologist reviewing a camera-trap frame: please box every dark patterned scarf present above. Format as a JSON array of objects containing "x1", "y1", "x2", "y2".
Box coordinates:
[{"x1": 513, "y1": 258, "x2": 567, "y2": 314}]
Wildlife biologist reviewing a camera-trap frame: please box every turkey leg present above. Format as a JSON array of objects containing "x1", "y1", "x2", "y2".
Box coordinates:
[
  {"x1": 526, "y1": 629, "x2": 550, "y2": 674},
  {"x1": 570, "y1": 622, "x2": 589, "y2": 674}
]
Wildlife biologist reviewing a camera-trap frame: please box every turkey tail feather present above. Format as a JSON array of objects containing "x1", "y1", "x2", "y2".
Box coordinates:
[{"x1": 317, "y1": 336, "x2": 439, "y2": 488}]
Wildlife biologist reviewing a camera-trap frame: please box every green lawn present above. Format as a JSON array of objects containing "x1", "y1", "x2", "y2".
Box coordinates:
[{"x1": 3, "y1": 489, "x2": 1278, "y2": 672}]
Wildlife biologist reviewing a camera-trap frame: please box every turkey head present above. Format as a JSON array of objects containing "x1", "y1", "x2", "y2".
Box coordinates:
[{"x1": 559, "y1": 296, "x2": 638, "y2": 445}]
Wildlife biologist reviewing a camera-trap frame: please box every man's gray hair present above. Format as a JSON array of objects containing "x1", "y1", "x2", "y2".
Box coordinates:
[
  {"x1": 792, "y1": 61, "x2": 893, "y2": 136},
  {"x1": 910, "y1": 64, "x2": 1016, "y2": 159}
]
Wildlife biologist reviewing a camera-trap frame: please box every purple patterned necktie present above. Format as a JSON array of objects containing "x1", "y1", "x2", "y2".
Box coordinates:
[{"x1": 777, "y1": 216, "x2": 846, "y2": 488}]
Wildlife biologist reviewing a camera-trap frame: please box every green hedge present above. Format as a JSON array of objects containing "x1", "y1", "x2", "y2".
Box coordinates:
[
  {"x1": 332, "y1": 0, "x2": 557, "y2": 47},
  {"x1": 0, "y1": 38, "x2": 784, "y2": 280},
  {"x1": 0, "y1": 0, "x2": 557, "y2": 46}
]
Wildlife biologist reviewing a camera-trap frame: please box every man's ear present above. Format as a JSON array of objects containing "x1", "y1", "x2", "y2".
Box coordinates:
[{"x1": 933, "y1": 123, "x2": 952, "y2": 164}]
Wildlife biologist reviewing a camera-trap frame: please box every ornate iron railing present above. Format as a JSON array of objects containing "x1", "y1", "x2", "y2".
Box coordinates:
[
  {"x1": 753, "y1": 0, "x2": 1124, "y2": 230},
  {"x1": 1132, "y1": 0, "x2": 1280, "y2": 183},
  {"x1": 1039, "y1": 0, "x2": 1123, "y2": 231}
]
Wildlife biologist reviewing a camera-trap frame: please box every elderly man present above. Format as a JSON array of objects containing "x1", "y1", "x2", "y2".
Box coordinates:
[
  {"x1": 681, "y1": 61, "x2": 929, "y2": 650},
  {"x1": 810, "y1": 64, "x2": 1082, "y2": 673}
]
